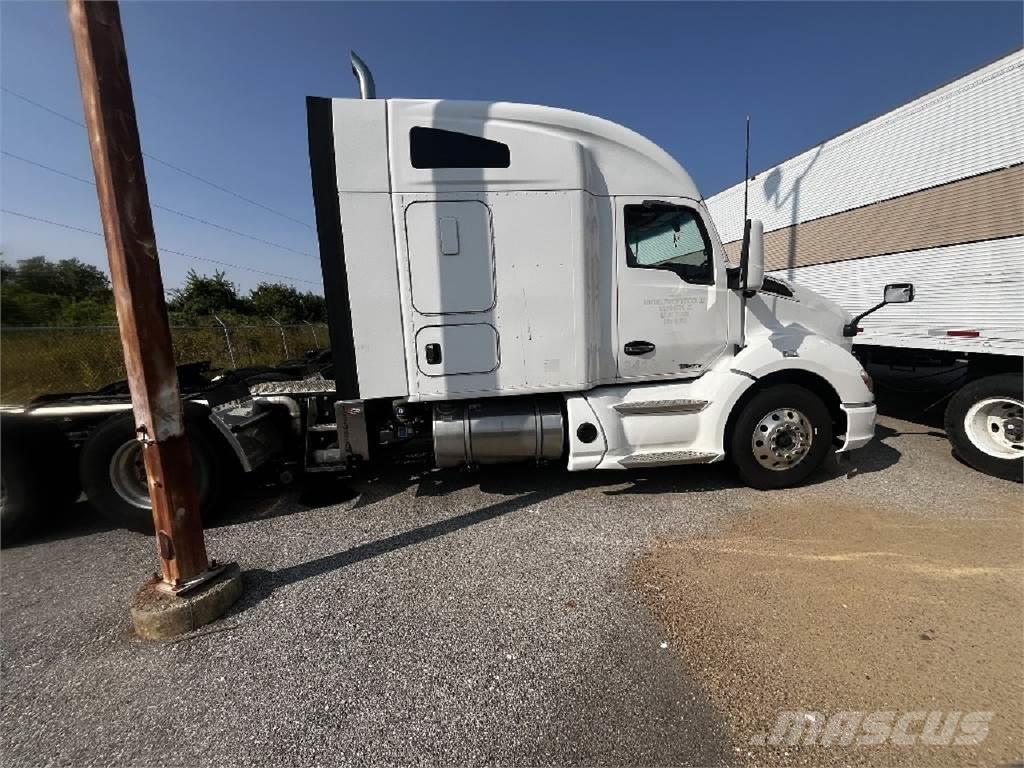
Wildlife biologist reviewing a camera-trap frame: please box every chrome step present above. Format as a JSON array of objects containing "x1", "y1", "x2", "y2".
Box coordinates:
[{"x1": 618, "y1": 450, "x2": 718, "y2": 467}]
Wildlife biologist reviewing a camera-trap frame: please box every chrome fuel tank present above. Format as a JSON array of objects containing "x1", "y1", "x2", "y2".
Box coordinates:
[{"x1": 433, "y1": 398, "x2": 565, "y2": 468}]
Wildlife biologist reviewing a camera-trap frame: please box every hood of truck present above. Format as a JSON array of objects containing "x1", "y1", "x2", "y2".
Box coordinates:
[{"x1": 756, "y1": 276, "x2": 853, "y2": 349}]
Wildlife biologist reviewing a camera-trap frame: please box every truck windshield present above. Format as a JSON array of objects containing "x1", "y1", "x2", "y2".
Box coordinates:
[{"x1": 625, "y1": 205, "x2": 713, "y2": 284}]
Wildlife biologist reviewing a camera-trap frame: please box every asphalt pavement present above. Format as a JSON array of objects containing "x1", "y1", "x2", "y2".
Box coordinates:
[{"x1": 0, "y1": 414, "x2": 1014, "y2": 767}]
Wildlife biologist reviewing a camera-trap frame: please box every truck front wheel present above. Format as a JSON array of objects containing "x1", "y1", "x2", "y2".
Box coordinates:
[
  {"x1": 944, "y1": 373, "x2": 1023, "y2": 482},
  {"x1": 729, "y1": 384, "x2": 833, "y2": 490},
  {"x1": 80, "y1": 413, "x2": 226, "y2": 533}
]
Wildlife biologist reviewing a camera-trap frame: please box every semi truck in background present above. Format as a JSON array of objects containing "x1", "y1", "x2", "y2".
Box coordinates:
[
  {"x1": 1, "y1": 54, "x2": 911, "y2": 538},
  {"x1": 706, "y1": 49, "x2": 1024, "y2": 481}
]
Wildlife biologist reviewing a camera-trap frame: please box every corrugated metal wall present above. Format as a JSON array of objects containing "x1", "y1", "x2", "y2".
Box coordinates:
[{"x1": 706, "y1": 50, "x2": 1024, "y2": 245}]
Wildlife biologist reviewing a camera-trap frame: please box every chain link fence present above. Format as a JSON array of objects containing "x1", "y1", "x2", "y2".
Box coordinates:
[{"x1": 1, "y1": 321, "x2": 328, "y2": 404}]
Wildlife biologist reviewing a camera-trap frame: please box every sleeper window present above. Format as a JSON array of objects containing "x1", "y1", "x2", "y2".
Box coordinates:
[
  {"x1": 624, "y1": 205, "x2": 713, "y2": 285},
  {"x1": 410, "y1": 127, "x2": 511, "y2": 169}
]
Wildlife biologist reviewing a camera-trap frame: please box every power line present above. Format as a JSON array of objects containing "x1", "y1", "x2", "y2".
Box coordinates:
[
  {"x1": 1, "y1": 209, "x2": 320, "y2": 286},
  {"x1": 2, "y1": 150, "x2": 317, "y2": 259},
  {"x1": 2, "y1": 86, "x2": 315, "y2": 230},
  {"x1": 1, "y1": 87, "x2": 83, "y2": 128},
  {"x1": 2, "y1": 151, "x2": 94, "y2": 186}
]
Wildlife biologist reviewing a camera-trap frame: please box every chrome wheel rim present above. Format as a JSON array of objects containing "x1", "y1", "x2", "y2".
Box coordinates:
[
  {"x1": 964, "y1": 397, "x2": 1024, "y2": 460},
  {"x1": 109, "y1": 440, "x2": 151, "y2": 509},
  {"x1": 751, "y1": 407, "x2": 813, "y2": 471}
]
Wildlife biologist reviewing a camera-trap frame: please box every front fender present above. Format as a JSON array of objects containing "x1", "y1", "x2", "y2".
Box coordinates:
[{"x1": 731, "y1": 334, "x2": 873, "y2": 404}]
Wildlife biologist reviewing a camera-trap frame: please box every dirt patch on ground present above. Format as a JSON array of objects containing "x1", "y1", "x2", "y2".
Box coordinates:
[{"x1": 636, "y1": 490, "x2": 1023, "y2": 767}]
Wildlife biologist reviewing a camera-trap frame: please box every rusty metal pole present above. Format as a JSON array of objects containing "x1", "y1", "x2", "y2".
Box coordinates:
[{"x1": 68, "y1": 0, "x2": 212, "y2": 589}]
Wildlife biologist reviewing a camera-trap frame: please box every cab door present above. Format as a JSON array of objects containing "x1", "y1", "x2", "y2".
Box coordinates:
[{"x1": 615, "y1": 197, "x2": 729, "y2": 380}]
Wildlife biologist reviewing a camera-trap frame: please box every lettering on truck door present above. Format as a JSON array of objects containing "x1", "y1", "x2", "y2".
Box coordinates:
[{"x1": 614, "y1": 198, "x2": 729, "y2": 380}]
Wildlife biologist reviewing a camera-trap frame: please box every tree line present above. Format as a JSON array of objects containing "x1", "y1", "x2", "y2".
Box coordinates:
[{"x1": 1, "y1": 256, "x2": 326, "y2": 326}]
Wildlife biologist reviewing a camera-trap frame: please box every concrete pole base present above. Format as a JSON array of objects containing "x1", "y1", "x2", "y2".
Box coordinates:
[{"x1": 130, "y1": 562, "x2": 243, "y2": 640}]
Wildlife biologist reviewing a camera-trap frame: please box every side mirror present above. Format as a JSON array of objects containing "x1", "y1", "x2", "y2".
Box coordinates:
[
  {"x1": 740, "y1": 218, "x2": 765, "y2": 293},
  {"x1": 884, "y1": 283, "x2": 914, "y2": 304},
  {"x1": 843, "y1": 281, "x2": 916, "y2": 337}
]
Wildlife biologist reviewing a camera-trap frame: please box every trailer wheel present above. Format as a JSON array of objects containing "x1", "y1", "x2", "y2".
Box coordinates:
[
  {"x1": 944, "y1": 373, "x2": 1023, "y2": 482},
  {"x1": 729, "y1": 384, "x2": 833, "y2": 490},
  {"x1": 79, "y1": 413, "x2": 225, "y2": 533}
]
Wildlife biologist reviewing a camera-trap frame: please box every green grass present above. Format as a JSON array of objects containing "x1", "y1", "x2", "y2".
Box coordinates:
[{"x1": 0, "y1": 324, "x2": 327, "y2": 404}]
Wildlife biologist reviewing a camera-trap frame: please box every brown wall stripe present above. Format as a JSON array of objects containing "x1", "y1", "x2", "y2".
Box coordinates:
[{"x1": 721, "y1": 165, "x2": 1024, "y2": 271}]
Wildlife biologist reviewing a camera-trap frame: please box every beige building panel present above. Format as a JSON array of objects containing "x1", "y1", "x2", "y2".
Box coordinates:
[{"x1": 721, "y1": 165, "x2": 1024, "y2": 270}]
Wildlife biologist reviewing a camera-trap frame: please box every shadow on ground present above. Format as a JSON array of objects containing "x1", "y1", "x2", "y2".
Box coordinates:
[
  {"x1": 1, "y1": 500, "x2": 117, "y2": 548},
  {"x1": 2, "y1": 467, "x2": 310, "y2": 549}
]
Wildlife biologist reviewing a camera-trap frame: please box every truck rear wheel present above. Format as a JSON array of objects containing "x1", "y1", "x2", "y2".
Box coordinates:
[
  {"x1": 729, "y1": 384, "x2": 832, "y2": 490},
  {"x1": 1, "y1": 428, "x2": 79, "y2": 543},
  {"x1": 944, "y1": 373, "x2": 1023, "y2": 482},
  {"x1": 80, "y1": 413, "x2": 225, "y2": 533}
]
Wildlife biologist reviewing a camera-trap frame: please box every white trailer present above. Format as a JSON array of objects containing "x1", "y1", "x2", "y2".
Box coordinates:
[{"x1": 706, "y1": 50, "x2": 1024, "y2": 480}]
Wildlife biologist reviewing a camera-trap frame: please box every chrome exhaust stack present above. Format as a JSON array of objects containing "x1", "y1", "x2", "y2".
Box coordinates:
[{"x1": 349, "y1": 51, "x2": 375, "y2": 99}]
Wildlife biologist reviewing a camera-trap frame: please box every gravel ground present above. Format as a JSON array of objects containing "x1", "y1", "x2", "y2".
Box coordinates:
[
  {"x1": 2, "y1": 458, "x2": 746, "y2": 766},
  {"x1": 0, "y1": 413, "x2": 1016, "y2": 767}
]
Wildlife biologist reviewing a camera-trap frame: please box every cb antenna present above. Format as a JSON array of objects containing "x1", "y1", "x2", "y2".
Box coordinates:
[
  {"x1": 737, "y1": 114, "x2": 753, "y2": 351},
  {"x1": 743, "y1": 115, "x2": 751, "y2": 222}
]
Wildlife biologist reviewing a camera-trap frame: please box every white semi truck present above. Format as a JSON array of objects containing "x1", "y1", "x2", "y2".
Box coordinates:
[
  {"x1": 0, "y1": 55, "x2": 911, "y2": 536},
  {"x1": 297, "y1": 57, "x2": 900, "y2": 486}
]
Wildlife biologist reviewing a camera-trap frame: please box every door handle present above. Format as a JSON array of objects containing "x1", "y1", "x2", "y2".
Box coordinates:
[
  {"x1": 624, "y1": 340, "x2": 656, "y2": 356},
  {"x1": 425, "y1": 343, "x2": 442, "y2": 365}
]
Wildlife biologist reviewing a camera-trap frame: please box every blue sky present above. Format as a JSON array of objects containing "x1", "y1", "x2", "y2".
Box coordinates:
[{"x1": 2, "y1": 1, "x2": 1021, "y2": 294}]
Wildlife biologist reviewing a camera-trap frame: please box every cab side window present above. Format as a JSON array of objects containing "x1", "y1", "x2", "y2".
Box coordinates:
[{"x1": 624, "y1": 204, "x2": 713, "y2": 285}]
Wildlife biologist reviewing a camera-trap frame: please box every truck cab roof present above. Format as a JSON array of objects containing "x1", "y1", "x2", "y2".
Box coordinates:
[{"x1": 333, "y1": 98, "x2": 701, "y2": 199}]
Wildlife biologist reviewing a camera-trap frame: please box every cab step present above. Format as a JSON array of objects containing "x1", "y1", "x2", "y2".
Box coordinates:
[{"x1": 618, "y1": 450, "x2": 718, "y2": 467}]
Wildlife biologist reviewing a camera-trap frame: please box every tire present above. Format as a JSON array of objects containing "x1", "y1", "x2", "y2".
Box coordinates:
[
  {"x1": 729, "y1": 384, "x2": 833, "y2": 490},
  {"x1": 1, "y1": 428, "x2": 79, "y2": 543},
  {"x1": 944, "y1": 373, "x2": 1023, "y2": 482},
  {"x1": 1, "y1": 444, "x2": 48, "y2": 543},
  {"x1": 79, "y1": 412, "x2": 226, "y2": 533}
]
